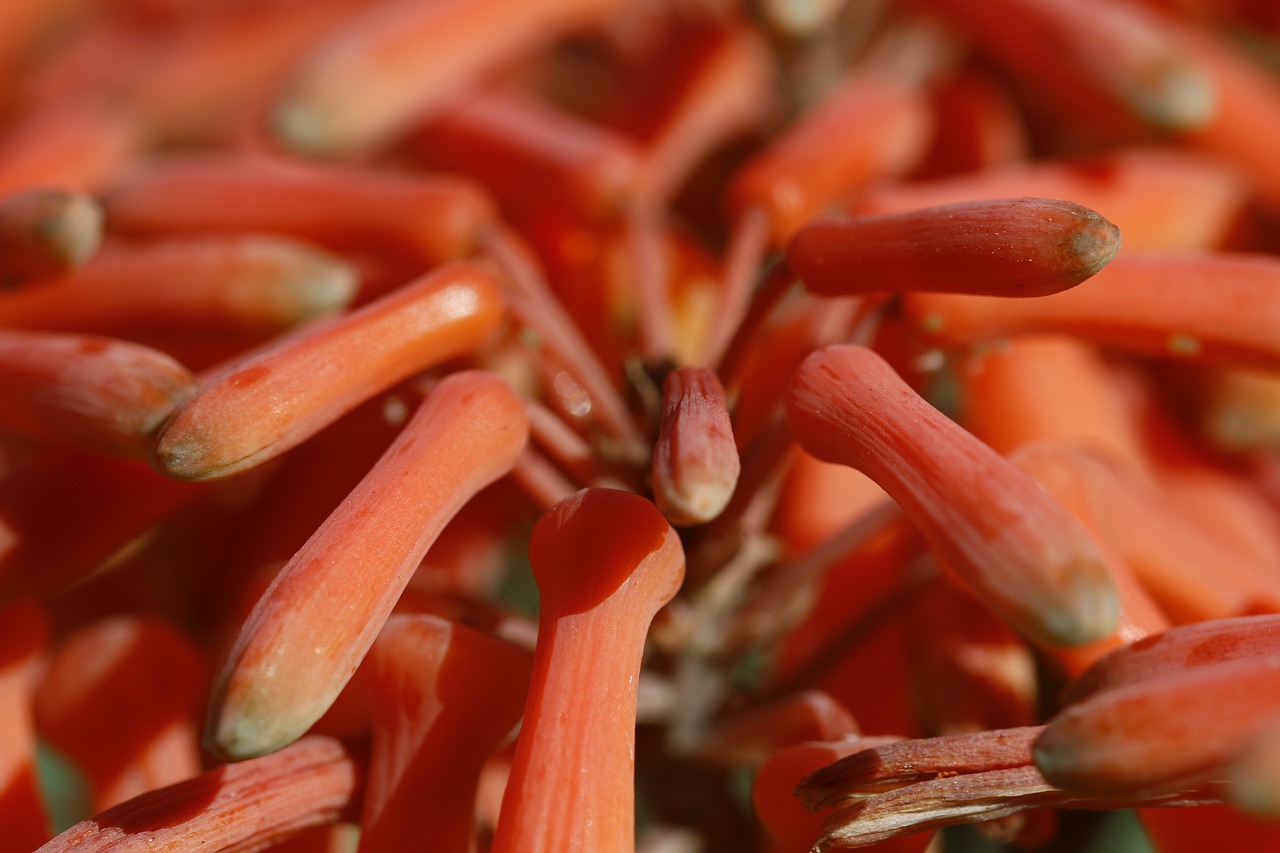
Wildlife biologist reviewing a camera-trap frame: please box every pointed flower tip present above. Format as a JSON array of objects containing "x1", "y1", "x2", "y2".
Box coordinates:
[
  {"x1": 656, "y1": 479, "x2": 737, "y2": 528},
  {"x1": 57, "y1": 193, "x2": 106, "y2": 266},
  {"x1": 1070, "y1": 206, "x2": 1123, "y2": 279},
  {"x1": 206, "y1": 672, "x2": 345, "y2": 759},
  {"x1": 30, "y1": 190, "x2": 105, "y2": 267},
  {"x1": 291, "y1": 250, "x2": 359, "y2": 317},
  {"x1": 151, "y1": 432, "x2": 223, "y2": 483},
  {"x1": 651, "y1": 366, "x2": 740, "y2": 527},
  {"x1": 1033, "y1": 568, "x2": 1121, "y2": 648},
  {"x1": 1132, "y1": 60, "x2": 1217, "y2": 133},
  {"x1": 204, "y1": 695, "x2": 298, "y2": 760},
  {"x1": 271, "y1": 99, "x2": 340, "y2": 159}
]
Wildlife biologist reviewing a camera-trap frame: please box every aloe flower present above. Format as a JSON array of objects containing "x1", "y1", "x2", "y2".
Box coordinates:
[{"x1": 1, "y1": 1, "x2": 1279, "y2": 852}]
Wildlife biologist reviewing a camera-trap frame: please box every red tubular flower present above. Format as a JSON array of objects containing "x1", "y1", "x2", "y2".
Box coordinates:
[
  {"x1": 906, "y1": 251, "x2": 1280, "y2": 372},
  {"x1": 270, "y1": 0, "x2": 625, "y2": 157},
  {"x1": 1035, "y1": 656, "x2": 1280, "y2": 798},
  {"x1": 786, "y1": 343, "x2": 1119, "y2": 647},
  {"x1": 650, "y1": 366, "x2": 740, "y2": 526},
  {"x1": 412, "y1": 89, "x2": 644, "y2": 225},
  {"x1": 787, "y1": 198, "x2": 1121, "y2": 299},
  {"x1": 152, "y1": 261, "x2": 505, "y2": 482},
  {"x1": 206, "y1": 370, "x2": 527, "y2": 759},
  {"x1": 491, "y1": 488, "x2": 684, "y2": 853},
  {"x1": 104, "y1": 155, "x2": 497, "y2": 269},
  {"x1": 912, "y1": 0, "x2": 1214, "y2": 134},
  {"x1": 359, "y1": 614, "x2": 531, "y2": 852},
  {"x1": 38, "y1": 736, "x2": 365, "y2": 852},
  {"x1": 0, "y1": 236, "x2": 358, "y2": 339},
  {"x1": 0, "y1": 330, "x2": 196, "y2": 458},
  {"x1": 7, "y1": 1, "x2": 1280, "y2": 850}
]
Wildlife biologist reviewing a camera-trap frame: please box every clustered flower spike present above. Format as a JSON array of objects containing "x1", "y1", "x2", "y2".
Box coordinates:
[{"x1": 2, "y1": 1, "x2": 1280, "y2": 852}]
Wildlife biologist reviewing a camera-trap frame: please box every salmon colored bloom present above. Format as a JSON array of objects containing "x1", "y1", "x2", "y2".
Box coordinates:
[{"x1": 7, "y1": 1, "x2": 1280, "y2": 852}]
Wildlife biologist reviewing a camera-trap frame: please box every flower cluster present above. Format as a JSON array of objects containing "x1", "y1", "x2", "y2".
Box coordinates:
[{"x1": 2, "y1": 0, "x2": 1280, "y2": 851}]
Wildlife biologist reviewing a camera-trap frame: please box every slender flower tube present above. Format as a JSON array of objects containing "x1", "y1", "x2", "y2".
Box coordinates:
[
  {"x1": 152, "y1": 260, "x2": 505, "y2": 481},
  {"x1": 786, "y1": 198, "x2": 1121, "y2": 298},
  {"x1": 1011, "y1": 442, "x2": 1280, "y2": 624},
  {"x1": 632, "y1": 22, "x2": 776, "y2": 209},
  {"x1": 816, "y1": 765, "x2": 1072, "y2": 849},
  {"x1": 491, "y1": 488, "x2": 685, "y2": 853},
  {"x1": 413, "y1": 89, "x2": 643, "y2": 224},
  {"x1": 1063, "y1": 614, "x2": 1280, "y2": 703},
  {"x1": 0, "y1": 330, "x2": 196, "y2": 458},
  {"x1": 1035, "y1": 656, "x2": 1280, "y2": 797},
  {"x1": 1151, "y1": 451, "x2": 1280, "y2": 574},
  {"x1": 958, "y1": 335, "x2": 1148, "y2": 470},
  {"x1": 915, "y1": 67, "x2": 1028, "y2": 176},
  {"x1": 0, "y1": 237, "x2": 358, "y2": 337},
  {"x1": 788, "y1": 726, "x2": 1214, "y2": 848},
  {"x1": 103, "y1": 155, "x2": 497, "y2": 268},
  {"x1": 115, "y1": 0, "x2": 373, "y2": 147},
  {"x1": 913, "y1": 0, "x2": 1214, "y2": 134},
  {"x1": 206, "y1": 371, "x2": 528, "y2": 759},
  {"x1": 1178, "y1": 21, "x2": 1280, "y2": 210},
  {"x1": 359, "y1": 614, "x2": 531, "y2": 852},
  {"x1": 712, "y1": 64, "x2": 932, "y2": 363},
  {"x1": 797, "y1": 729, "x2": 1088, "y2": 848},
  {"x1": 1010, "y1": 442, "x2": 1172, "y2": 676},
  {"x1": 271, "y1": 0, "x2": 623, "y2": 156},
  {"x1": 37, "y1": 736, "x2": 365, "y2": 852},
  {"x1": 650, "y1": 366, "x2": 740, "y2": 526},
  {"x1": 786, "y1": 344, "x2": 1120, "y2": 647},
  {"x1": 906, "y1": 251, "x2": 1280, "y2": 371},
  {"x1": 620, "y1": 22, "x2": 775, "y2": 362},
  {"x1": 0, "y1": 97, "x2": 140, "y2": 196},
  {"x1": 727, "y1": 69, "x2": 933, "y2": 246}
]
